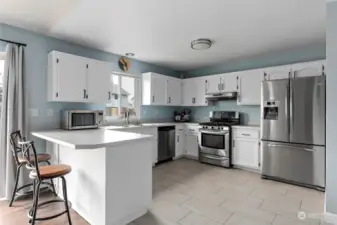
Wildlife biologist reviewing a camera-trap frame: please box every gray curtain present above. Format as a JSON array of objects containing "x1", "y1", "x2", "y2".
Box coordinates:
[{"x1": 0, "y1": 44, "x2": 24, "y2": 199}]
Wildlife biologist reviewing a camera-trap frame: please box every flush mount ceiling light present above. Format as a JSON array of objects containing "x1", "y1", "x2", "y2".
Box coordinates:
[
  {"x1": 125, "y1": 53, "x2": 135, "y2": 57},
  {"x1": 191, "y1": 39, "x2": 212, "y2": 50}
]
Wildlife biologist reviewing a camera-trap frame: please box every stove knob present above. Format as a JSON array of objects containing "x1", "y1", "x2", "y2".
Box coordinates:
[{"x1": 211, "y1": 126, "x2": 214, "y2": 129}]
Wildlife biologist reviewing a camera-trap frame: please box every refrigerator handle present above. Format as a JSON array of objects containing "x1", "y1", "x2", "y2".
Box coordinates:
[
  {"x1": 289, "y1": 79, "x2": 294, "y2": 139},
  {"x1": 267, "y1": 144, "x2": 315, "y2": 152}
]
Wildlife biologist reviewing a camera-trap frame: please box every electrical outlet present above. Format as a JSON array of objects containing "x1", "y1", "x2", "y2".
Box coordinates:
[
  {"x1": 47, "y1": 109, "x2": 53, "y2": 117},
  {"x1": 29, "y1": 109, "x2": 38, "y2": 117}
]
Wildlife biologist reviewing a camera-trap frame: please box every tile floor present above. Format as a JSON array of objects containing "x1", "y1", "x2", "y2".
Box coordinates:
[
  {"x1": 0, "y1": 158, "x2": 328, "y2": 225},
  {"x1": 131, "y1": 158, "x2": 327, "y2": 225}
]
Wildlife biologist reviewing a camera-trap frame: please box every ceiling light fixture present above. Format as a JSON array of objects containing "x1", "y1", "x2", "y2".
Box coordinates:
[
  {"x1": 125, "y1": 53, "x2": 135, "y2": 57},
  {"x1": 191, "y1": 39, "x2": 212, "y2": 50}
]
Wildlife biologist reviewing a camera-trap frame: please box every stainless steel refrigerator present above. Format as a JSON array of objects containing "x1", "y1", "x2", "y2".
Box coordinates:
[{"x1": 261, "y1": 76, "x2": 325, "y2": 190}]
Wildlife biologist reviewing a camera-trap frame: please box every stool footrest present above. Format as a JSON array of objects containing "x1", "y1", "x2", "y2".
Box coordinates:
[{"x1": 28, "y1": 199, "x2": 72, "y2": 221}]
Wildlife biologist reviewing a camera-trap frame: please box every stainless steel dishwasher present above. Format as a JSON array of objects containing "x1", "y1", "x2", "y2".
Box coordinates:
[{"x1": 157, "y1": 126, "x2": 176, "y2": 163}]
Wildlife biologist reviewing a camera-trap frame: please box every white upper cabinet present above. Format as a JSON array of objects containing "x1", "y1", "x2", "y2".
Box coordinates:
[
  {"x1": 142, "y1": 73, "x2": 167, "y2": 105},
  {"x1": 205, "y1": 73, "x2": 238, "y2": 93},
  {"x1": 182, "y1": 77, "x2": 207, "y2": 106},
  {"x1": 167, "y1": 77, "x2": 182, "y2": 106},
  {"x1": 142, "y1": 72, "x2": 182, "y2": 106},
  {"x1": 48, "y1": 51, "x2": 87, "y2": 102},
  {"x1": 195, "y1": 77, "x2": 208, "y2": 106},
  {"x1": 221, "y1": 72, "x2": 238, "y2": 92},
  {"x1": 48, "y1": 51, "x2": 111, "y2": 103},
  {"x1": 237, "y1": 69, "x2": 264, "y2": 105},
  {"x1": 291, "y1": 60, "x2": 325, "y2": 78},
  {"x1": 87, "y1": 60, "x2": 111, "y2": 104},
  {"x1": 264, "y1": 65, "x2": 292, "y2": 80},
  {"x1": 205, "y1": 74, "x2": 221, "y2": 94}
]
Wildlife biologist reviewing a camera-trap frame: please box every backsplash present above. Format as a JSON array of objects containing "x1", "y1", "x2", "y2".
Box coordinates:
[
  {"x1": 186, "y1": 101, "x2": 260, "y2": 124},
  {"x1": 140, "y1": 106, "x2": 180, "y2": 123}
]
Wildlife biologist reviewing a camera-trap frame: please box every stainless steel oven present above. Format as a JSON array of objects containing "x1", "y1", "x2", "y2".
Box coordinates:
[
  {"x1": 61, "y1": 110, "x2": 104, "y2": 130},
  {"x1": 199, "y1": 128, "x2": 230, "y2": 168}
]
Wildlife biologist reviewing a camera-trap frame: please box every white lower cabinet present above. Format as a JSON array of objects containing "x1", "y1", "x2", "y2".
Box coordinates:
[
  {"x1": 175, "y1": 127, "x2": 185, "y2": 158},
  {"x1": 185, "y1": 134, "x2": 199, "y2": 158},
  {"x1": 232, "y1": 127, "x2": 260, "y2": 171}
]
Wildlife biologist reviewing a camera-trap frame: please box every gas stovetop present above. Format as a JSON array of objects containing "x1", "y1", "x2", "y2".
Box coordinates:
[{"x1": 199, "y1": 121, "x2": 240, "y2": 131}]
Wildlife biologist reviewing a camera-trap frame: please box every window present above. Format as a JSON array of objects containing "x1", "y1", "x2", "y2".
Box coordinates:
[{"x1": 105, "y1": 72, "x2": 141, "y2": 121}]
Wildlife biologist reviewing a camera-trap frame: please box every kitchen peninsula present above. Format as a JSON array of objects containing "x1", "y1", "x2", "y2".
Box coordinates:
[{"x1": 32, "y1": 129, "x2": 155, "y2": 225}]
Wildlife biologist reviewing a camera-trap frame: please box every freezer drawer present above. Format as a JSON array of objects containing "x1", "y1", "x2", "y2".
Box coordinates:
[{"x1": 261, "y1": 141, "x2": 325, "y2": 188}]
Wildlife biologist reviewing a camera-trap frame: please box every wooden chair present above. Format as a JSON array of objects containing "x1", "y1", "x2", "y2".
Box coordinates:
[
  {"x1": 19, "y1": 139, "x2": 72, "y2": 225},
  {"x1": 9, "y1": 131, "x2": 56, "y2": 207}
]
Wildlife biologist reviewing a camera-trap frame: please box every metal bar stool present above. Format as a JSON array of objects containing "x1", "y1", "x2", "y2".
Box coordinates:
[
  {"x1": 19, "y1": 140, "x2": 72, "y2": 225},
  {"x1": 9, "y1": 131, "x2": 56, "y2": 207}
]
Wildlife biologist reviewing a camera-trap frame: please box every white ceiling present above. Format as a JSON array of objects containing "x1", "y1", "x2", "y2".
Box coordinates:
[{"x1": 0, "y1": 0, "x2": 325, "y2": 71}]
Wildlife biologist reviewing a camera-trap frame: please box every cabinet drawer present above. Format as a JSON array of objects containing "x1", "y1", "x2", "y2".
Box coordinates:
[{"x1": 234, "y1": 130, "x2": 259, "y2": 139}]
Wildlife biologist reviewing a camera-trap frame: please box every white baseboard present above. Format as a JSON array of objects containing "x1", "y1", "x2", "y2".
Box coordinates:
[
  {"x1": 183, "y1": 155, "x2": 198, "y2": 160},
  {"x1": 233, "y1": 165, "x2": 261, "y2": 173}
]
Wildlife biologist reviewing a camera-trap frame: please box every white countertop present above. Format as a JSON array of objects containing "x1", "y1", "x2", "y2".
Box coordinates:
[
  {"x1": 32, "y1": 129, "x2": 153, "y2": 149},
  {"x1": 101, "y1": 122, "x2": 200, "y2": 130}
]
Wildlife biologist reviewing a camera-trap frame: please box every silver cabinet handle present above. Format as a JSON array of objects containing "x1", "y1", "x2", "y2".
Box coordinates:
[
  {"x1": 108, "y1": 92, "x2": 111, "y2": 100},
  {"x1": 241, "y1": 133, "x2": 251, "y2": 136},
  {"x1": 83, "y1": 89, "x2": 86, "y2": 99},
  {"x1": 222, "y1": 83, "x2": 224, "y2": 90},
  {"x1": 152, "y1": 96, "x2": 155, "y2": 103},
  {"x1": 177, "y1": 135, "x2": 179, "y2": 143},
  {"x1": 233, "y1": 140, "x2": 235, "y2": 147},
  {"x1": 268, "y1": 144, "x2": 315, "y2": 152}
]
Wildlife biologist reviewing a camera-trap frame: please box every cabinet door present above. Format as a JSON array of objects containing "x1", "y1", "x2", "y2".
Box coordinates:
[
  {"x1": 151, "y1": 74, "x2": 167, "y2": 105},
  {"x1": 222, "y1": 72, "x2": 238, "y2": 92},
  {"x1": 205, "y1": 75, "x2": 221, "y2": 94},
  {"x1": 291, "y1": 60, "x2": 325, "y2": 78},
  {"x1": 56, "y1": 52, "x2": 87, "y2": 102},
  {"x1": 233, "y1": 138, "x2": 259, "y2": 169},
  {"x1": 175, "y1": 131, "x2": 185, "y2": 158},
  {"x1": 167, "y1": 77, "x2": 182, "y2": 106},
  {"x1": 195, "y1": 77, "x2": 208, "y2": 106},
  {"x1": 237, "y1": 69, "x2": 264, "y2": 105},
  {"x1": 87, "y1": 60, "x2": 111, "y2": 103},
  {"x1": 182, "y1": 79, "x2": 195, "y2": 106},
  {"x1": 185, "y1": 134, "x2": 199, "y2": 158},
  {"x1": 265, "y1": 65, "x2": 291, "y2": 80}
]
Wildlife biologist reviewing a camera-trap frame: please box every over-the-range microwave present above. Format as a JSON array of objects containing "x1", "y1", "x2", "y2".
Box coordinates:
[{"x1": 61, "y1": 110, "x2": 104, "y2": 130}]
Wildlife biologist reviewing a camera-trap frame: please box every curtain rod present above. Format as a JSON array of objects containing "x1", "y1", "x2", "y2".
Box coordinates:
[{"x1": 0, "y1": 38, "x2": 27, "y2": 47}]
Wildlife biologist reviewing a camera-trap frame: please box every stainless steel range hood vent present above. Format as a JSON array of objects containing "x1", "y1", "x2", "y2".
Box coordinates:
[{"x1": 205, "y1": 92, "x2": 237, "y2": 101}]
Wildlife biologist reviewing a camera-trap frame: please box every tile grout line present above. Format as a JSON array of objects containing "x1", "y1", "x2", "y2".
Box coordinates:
[
  {"x1": 222, "y1": 212, "x2": 235, "y2": 225},
  {"x1": 177, "y1": 210, "x2": 193, "y2": 224}
]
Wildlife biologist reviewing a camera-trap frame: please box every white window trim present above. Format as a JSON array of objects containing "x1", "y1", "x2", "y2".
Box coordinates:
[{"x1": 105, "y1": 71, "x2": 141, "y2": 123}]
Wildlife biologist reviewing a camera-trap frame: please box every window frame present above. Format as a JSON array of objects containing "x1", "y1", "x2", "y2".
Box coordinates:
[{"x1": 105, "y1": 71, "x2": 141, "y2": 123}]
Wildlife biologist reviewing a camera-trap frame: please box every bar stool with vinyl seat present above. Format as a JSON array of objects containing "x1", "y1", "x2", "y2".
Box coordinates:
[
  {"x1": 9, "y1": 130, "x2": 56, "y2": 207},
  {"x1": 19, "y1": 139, "x2": 72, "y2": 225}
]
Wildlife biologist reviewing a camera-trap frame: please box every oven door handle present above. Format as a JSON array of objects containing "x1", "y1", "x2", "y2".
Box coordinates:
[{"x1": 200, "y1": 130, "x2": 229, "y2": 135}]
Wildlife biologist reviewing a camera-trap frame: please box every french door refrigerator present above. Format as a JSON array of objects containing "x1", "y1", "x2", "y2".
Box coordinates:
[{"x1": 261, "y1": 76, "x2": 325, "y2": 190}]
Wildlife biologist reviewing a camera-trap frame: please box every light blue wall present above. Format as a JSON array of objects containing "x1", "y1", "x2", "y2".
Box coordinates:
[
  {"x1": 0, "y1": 23, "x2": 180, "y2": 149},
  {"x1": 326, "y1": 1, "x2": 337, "y2": 215},
  {"x1": 182, "y1": 41, "x2": 326, "y2": 125}
]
